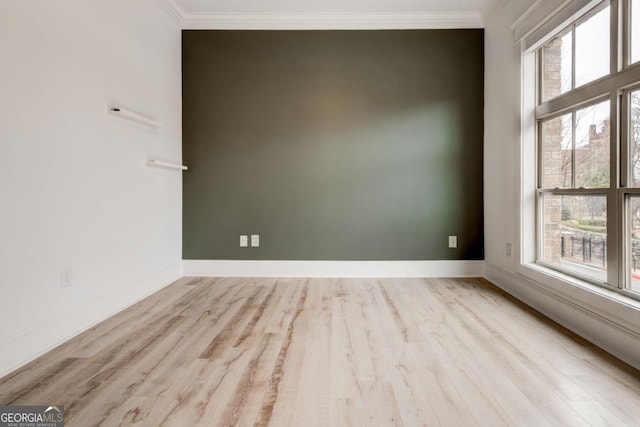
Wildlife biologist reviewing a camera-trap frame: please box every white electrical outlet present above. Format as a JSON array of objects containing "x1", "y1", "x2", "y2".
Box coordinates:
[
  {"x1": 251, "y1": 234, "x2": 260, "y2": 247},
  {"x1": 448, "y1": 236, "x2": 457, "y2": 248},
  {"x1": 60, "y1": 267, "x2": 73, "y2": 288},
  {"x1": 506, "y1": 242, "x2": 512, "y2": 257},
  {"x1": 240, "y1": 235, "x2": 248, "y2": 247}
]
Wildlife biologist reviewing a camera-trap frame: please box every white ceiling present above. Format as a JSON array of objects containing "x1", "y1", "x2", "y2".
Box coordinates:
[{"x1": 175, "y1": 0, "x2": 497, "y2": 15}]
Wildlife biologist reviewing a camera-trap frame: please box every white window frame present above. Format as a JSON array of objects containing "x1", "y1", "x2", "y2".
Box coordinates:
[{"x1": 519, "y1": 0, "x2": 640, "y2": 301}]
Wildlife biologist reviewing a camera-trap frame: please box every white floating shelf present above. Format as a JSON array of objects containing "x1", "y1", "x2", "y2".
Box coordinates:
[
  {"x1": 109, "y1": 105, "x2": 162, "y2": 129},
  {"x1": 146, "y1": 159, "x2": 188, "y2": 171}
]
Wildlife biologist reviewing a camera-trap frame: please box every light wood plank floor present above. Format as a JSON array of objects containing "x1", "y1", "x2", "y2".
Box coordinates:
[{"x1": 1, "y1": 277, "x2": 639, "y2": 426}]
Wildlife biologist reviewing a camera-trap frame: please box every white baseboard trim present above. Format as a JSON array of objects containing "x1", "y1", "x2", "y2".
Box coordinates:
[
  {"x1": 485, "y1": 262, "x2": 640, "y2": 370},
  {"x1": 0, "y1": 263, "x2": 182, "y2": 379},
  {"x1": 182, "y1": 259, "x2": 485, "y2": 278}
]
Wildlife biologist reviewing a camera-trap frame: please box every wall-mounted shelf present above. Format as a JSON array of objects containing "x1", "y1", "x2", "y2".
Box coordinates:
[
  {"x1": 109, "y1": 105, "x2": 162, "y2": 129},
  {"x1": 146, "y1": 159, "x2": 188, "y2": 171}
]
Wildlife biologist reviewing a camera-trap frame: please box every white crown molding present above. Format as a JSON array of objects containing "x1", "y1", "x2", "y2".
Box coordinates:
[
  {"x1": 156, "y1": 0, "x2": 485, "y2": 29},
  {"x1": 181, "y1": 12, "x2": 483, "y2": 30},
  {"x1": 513, "y1": 0, "x2": 598, "y2": 48},
  {"x1": 481, "y1": 0, "x2": 511, "y2": 24},
  {"x1": 182, "y1": 260, "x2": 485, "y2": 278},
  {"x1": 155, "y1": 0, "x2": 485, "y2": 29},
  {"x1": 510, "y1": 0, "x2": 547, "y2": 30},
  {"x1": 155, "y1": 0, "x2": 186, "y2": 27}
]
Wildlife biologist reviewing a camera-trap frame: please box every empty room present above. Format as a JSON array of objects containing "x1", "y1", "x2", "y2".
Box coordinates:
[{"x1": 1, "y1": 0, "x2": 640, "y2": 425}]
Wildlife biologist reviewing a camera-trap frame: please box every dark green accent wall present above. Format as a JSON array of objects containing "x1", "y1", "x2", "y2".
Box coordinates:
[{"x1": 182, "y1": 30, "x2": 484, "y2": 260}]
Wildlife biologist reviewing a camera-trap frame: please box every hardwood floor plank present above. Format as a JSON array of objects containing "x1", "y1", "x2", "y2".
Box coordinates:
[
  {"x1": 569, "y1": 373, "x2": 640, "y2": 426},
  {"x1": 329, "y1": 280, "x2": 362, "y2": 399},
  {"x1": 1, "y1": 277, "x2": 639, "y2": 427},
  {"x1": 420, "y1": 279, "x2": 557, "y2": 426},
  {"x1": 257, "y1": 279, "x2": 309, "y2": 426},
  {"x1": 108, "y1": 395, "x2": 160, "y2": 426},
  {"x1": 568, "y1": 400, "x2": 631, "y2": 427},
  {"x1": 131, "y1": 281, "x2": 253, "y2": 398},
  {"x1": 388, "y1": 356, "x2": 443, "y2": 426},
  {"x1": 288, "y1": 279, "x2": 331, "y2": 427},
  {"x1": 376, "y1": 279, "x2": 410, "y2": 343}
]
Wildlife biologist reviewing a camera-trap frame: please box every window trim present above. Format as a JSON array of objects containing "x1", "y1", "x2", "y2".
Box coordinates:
[
  {"x1": 526, "y1": 0, "x2": 640, "y2": 300},
  {"x1": 536, "y1": 63, "x2": 640, "y2": 118},
  {"x1": 519, "y1": 0, "x2": 602, "y2": 51}
]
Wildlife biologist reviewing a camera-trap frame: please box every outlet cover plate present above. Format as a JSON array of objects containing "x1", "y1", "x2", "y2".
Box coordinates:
[{"x1": 60, "y1": 267, "x2": 73, "y2": 288}]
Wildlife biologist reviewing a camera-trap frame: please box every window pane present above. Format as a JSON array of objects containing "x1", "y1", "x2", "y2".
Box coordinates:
[
  {"x1": 574, "y1": 101, "x2": 610, "y2": 188},
  {"x1": 631, "y1": 90, "x2": 640, "y2": 186},
  {"x1": 575, "y1": 5, "x2": 610, "y2": 87},
  {"x1": 542, "y1": 29, "x2": 572, "y2": 102},
  {"x1": 632, "y1": 0, "x2": 640, "y2": 64},
  {"x1": 542, "y1": 194, "x2": 607, "y2": 282},
  {"x1": 541, "y1": 113, "x2": 572, "y2": 188},
  {"x1": 629, "y1": 196, "x2": 640, "y2": 292}
]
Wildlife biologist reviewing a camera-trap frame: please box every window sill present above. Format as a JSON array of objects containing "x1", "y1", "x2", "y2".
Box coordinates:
[
  {"x1": 486, "y1": 260, "x2": 640, "y2": 369},
  {"x1": 514, "y1": 261, "x2": 640, "y2": 331},
  {"x1": 521, "y1": 261, "x2": 639, "y2": 304}
]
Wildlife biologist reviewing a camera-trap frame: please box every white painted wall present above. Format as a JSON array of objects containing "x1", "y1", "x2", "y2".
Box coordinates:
[
  {"x1": 484, "y1": 0, "x2": 640, "y2": 369},
  {"x1": 0, "y1": 0, "x2": 182, "y2": 377},
  {"x1": 484, "y1": 0, "x2": 525, "y2": 274}
]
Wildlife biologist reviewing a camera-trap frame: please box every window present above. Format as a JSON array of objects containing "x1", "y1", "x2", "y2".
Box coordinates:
[
  {"x1": 541, "y1": 4, "x2": 610, "y2": 102},
  {"x1": 534, "y1": 0, "x2": 640, "y2": 298},
  {"x1": 632, "y1": 0, "x2": 640, "y2": 63}
]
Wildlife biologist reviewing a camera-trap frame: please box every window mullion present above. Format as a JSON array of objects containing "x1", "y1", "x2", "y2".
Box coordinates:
[
  {"x1": 572, "y1": 112, "x2": 577, "y2": 189},
  {"x1": 537, "y1": 120, "x2": 543, "y2": 189},
  {"x1": 536, "y1": 65, "x2": 640, "y2": 118},
  {"x1": 608, "y1": 91, "x2": 622, "y2": 287},
  {"x1": 538, "y1": 188, "x2": 610, "y2": 195},
  {"x1": 612, "y1": 0, "x2": 622, "y2": 72},
  {"x1": 621, "y1": 90, "x2": 630, "y2": 187},
  {"x1": 572, "y1": 24, "x2": 577, "y2": 90},
  {"x1": 620, "y1": 90, "x2": 631, "y2": 289},
  {"x1": 621, "y1": 0, "x2": 630, "y2": 67}
]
